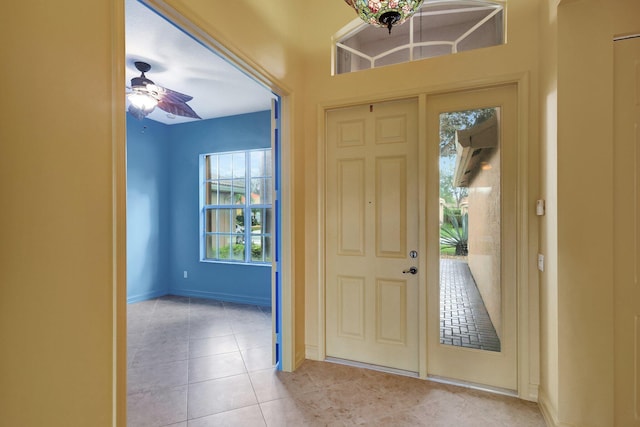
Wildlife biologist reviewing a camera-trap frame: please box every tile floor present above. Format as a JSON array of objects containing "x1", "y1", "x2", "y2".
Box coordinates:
[{"x1": 127, "y1": 295, "x2": 546, "y2": 426}]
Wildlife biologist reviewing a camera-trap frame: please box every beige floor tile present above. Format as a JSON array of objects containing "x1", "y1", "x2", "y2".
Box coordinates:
[
  {"x1": 128, "y1": 359, "x2": 188, "y2": 394},
  {"x1": 249, "y1": 368, "x2": 320, "y2": 403},
  {"x1": 187, "y1": 405, "x2": 266, "y2": 427},
  {"x1": 188, "y1": 351, "x2": 246, "y2": 383},
  {"x1": 187, "y1": 374, "x2": 258, "y2": 419},
  {"x1": 127, "y1": 385, "x2": 187, "y2": 427},
  {"x1": 189, "y1": 335, "x2": 239, "y2": 359},
  {"x1": 241, "y1": 345, "x2": 274, "y2": 372}
]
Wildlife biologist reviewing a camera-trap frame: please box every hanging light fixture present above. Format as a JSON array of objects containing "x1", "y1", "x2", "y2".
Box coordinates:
[{"x1": 344, "y1": 0, "x2": 424, "y2": 34}]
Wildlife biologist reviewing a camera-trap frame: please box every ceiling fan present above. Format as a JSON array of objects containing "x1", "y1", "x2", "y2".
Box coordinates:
[{"x1": 127, "y1": 61, "x2": 201, "y2": 120}]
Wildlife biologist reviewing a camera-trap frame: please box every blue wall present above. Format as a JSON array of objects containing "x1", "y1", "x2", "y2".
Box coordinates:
[
  {"x1": 126, "y1": 111, "x2": 272, "y2": 306},
  {"x1": 126, "y1": 118, "x2": 171, "y2": 302}
]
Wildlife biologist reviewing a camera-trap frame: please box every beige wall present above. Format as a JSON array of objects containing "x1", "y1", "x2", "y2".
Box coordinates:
[
  {"x1": 539, "y1": 0, "x2": 640, "y2": 425},
  {"x1": 538, "y1": 0, "x2": 560, "y2": 422},
  {"x1": 0, "y1": 1, "x2": 122, "y2": 425},
  {"x1": 557, "y1": 0, "x2": 614, "y2": 425}
]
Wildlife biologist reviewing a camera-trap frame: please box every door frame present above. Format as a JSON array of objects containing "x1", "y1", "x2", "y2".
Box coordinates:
[{"x1": 315, "y1": 73, "x2": 538, "y2": 400}]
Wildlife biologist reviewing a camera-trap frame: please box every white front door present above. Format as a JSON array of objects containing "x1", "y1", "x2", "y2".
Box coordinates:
[{"x1": 325, "y1": 98, "x2": 420, "y2": 372}]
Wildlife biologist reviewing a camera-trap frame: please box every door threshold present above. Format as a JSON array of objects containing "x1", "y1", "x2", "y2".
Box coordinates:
[
  {"x1": 427, "y1": 374, "x2": 517, "y2": 397},
  {"x1": 324, "y1": 357, "x2": 419, "y2": 378}
]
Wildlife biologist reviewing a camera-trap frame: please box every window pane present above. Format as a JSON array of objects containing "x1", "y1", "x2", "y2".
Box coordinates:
[
  {"x1": 205, "y1": 209, "x2": 217, "y2": 233},
  {"x1": 205, "y1": 182, "x2": 218, "y2": 205},
  {"x1": 413, "y1": 44, "x2": 452, "y2": 61},
  {"x1": 251, "y1": 208, "x2": 273, "y2": 234},
  {"x1": 232, "y1": 241, "x2": 245, "y2": 261},
  {"x1": 374, "y1": 48, "x2": 410, "y2": 68},
  {"x1": 251, "y1": 235, "x2": 263, "y2": 262},
  {"x1": 218, "y1": 180, "x2": 233, "y2": 204},
  {"x1": 215, "y1": 209, "x2": 231, "y2": 233},
  {"x1": 233, "y1": 207, "x2": 245, "y2": 235},
  {"x1": 250, "y1": 178, "x2": 263, "y2": 205},
  {"x1": 232, "y1": 179, "x2": 246, "y2": 204},
  {"x1": 263, "y1": 236, "x2": 272, "y2": 262},
  {"x1": 265, "y1": 150, "x2": 272, "y2": 176},
  {"x1": 264, "y1": 208, "x2": 273, "y2": 235},
  {"x1": 251, "y1": 208, "x2": 262, "y2": 233},
  {"x1": 205, "y1": 234, "x2": 218, "y2": 259},
  {"x1": 206, "y1": 155, "x2": 218, "y2": 180},
  {"x1": 218, "y1": 235, "x2": 233, "y2": 260},
  {"x1": 264, "y1": 178, "x2": 273, "y2": 204},
  {"x1": 233, "y1": 152, "x2": 245, "y2": 178},
  {"x1": 219, "y1": 154, "x2": 233, "y2": 179},
  {"x1": 251, "y1": 150, "x2": 265, "y2": 177}
]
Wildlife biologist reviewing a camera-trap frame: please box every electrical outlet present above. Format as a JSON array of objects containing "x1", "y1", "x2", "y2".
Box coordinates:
[
  {"x1": 537, "y1": 254, "x2": 544, "y2": 272},
  {"x1": 183, "y1": 270, "x2": 188, "y2": 279}
]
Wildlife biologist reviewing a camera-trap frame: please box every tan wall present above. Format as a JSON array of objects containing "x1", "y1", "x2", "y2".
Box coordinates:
[
  {"x1": 555, "y1": 0, "x2": 614, "y2": 425},
  {"x1": 539, "y1": 0, "x2": 640, "y2": 425},
  {"x1": 467, "y1": 149, "x2": 502, "y2": 340},
  {"x1": 0, "y1": 1, "x2": 122, "y2": 425},
  {"x1": 538, "y1": 0, "x2": 560, "y2": 422}
]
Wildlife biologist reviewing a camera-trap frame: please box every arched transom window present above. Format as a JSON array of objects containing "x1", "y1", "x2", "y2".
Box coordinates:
[{"x1": 334, "y1": 1, "x2": 505, "y2": 75}]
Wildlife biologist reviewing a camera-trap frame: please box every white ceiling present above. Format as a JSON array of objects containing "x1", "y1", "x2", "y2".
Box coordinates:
[{"x1": 125, "y1": 0, "x2": 275, "y2": 125}]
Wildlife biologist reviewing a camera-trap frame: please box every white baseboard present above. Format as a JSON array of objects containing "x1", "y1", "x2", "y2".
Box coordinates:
[
  {"x1": 538, "y1": 388, "x2": 568, "y2": 427},
  {"x1": 305, "y1": 344, "x2": 320, "y2": 360},
  {"x1": 526, "y1": 383, "x2": 539, "y2": 402}
]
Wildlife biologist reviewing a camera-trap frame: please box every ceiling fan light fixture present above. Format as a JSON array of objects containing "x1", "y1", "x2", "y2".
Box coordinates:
[
  {"x1": 128, "y1": 91, "x2": 158, "y2": 113},
  {"x1": 127, "y1": 61, "x2": 201, "y2": 121},
  {"x1": 344, "y1": 0, "x2": 424, "y2": 33}
]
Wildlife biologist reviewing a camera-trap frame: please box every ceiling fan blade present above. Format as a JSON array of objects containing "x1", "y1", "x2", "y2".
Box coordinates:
[
  {"x1": 150, "y1": 84, "x2": 194, "y2": 104},
  {"x1": 157, "y1": 99, "x2": 202, "y2": 119}
]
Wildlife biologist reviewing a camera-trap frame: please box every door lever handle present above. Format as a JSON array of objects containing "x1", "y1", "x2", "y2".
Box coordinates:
[{"x1": 403, "y1": 267, "x2": 418, "y2": 275}]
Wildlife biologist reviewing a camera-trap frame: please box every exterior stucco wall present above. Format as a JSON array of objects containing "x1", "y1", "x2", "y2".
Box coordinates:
[{"x1": 467, "y1": 148, "x2": 502, "y2": 340}]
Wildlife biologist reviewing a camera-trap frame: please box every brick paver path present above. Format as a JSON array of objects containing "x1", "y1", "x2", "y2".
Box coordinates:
[{"x1": 439, "y1": 258, "x2": 501, "y2": 351}]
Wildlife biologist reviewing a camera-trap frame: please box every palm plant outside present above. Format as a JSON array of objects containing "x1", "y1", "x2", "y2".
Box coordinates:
[{"x1": 440, "y1": 208, "x2": 468, "y2": 256}]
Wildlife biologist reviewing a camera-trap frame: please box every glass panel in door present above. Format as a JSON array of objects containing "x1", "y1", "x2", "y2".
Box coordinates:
[{"x1": 439, "y1": 108, "x2": 501, "y2": 352}]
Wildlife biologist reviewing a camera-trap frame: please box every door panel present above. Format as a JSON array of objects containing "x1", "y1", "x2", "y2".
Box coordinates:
[
  {"x1": 326, "y1": 98, "x2": 419, "y2": 372},
  {"x1": 426, "y1": 85, "x2": 518, "y2": 390},
  {"x1": 613, "y1": 36, "x2": 640, "y2": 426}
]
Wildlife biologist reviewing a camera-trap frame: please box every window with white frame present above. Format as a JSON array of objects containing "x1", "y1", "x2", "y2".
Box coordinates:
[
  {"x1": 334, "y1": 1, "x2": 505, "y2": 75},
  {"x1": 201, "y1": 149, "x2": 273, "y2": 264}
]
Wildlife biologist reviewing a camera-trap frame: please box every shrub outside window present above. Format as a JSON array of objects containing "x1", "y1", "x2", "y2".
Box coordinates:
[{"x1": 201, "y1": 149, "x2": 273, "y2": 264}]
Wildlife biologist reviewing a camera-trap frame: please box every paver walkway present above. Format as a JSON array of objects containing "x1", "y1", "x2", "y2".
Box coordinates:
[{"x1": 439, "y1": 258, "x2": 501, "y2": 352}]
